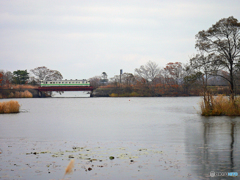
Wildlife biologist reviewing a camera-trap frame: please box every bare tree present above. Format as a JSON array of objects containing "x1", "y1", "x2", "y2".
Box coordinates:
[
  {"x1": 89, "y1": 76, "x2": 101, "y2": 88},
  {"x1": 163, "y1": 62, "x2": 183, "y2": 85},
  {"x1": 109, "y1": 73, "x2": 135, "y2": 86},
  {"x1": 190, "y1": 54, "x2": 215, "y2": 86},
  {"x1": 109, "y1": 75, "x2": 120, "y2": 86},
  {"x1": 30, "y1": 66, "x2": 63, "y2": 82},
  {"x1": 122, "y1": 73, "x2": 135, "y2": 86},
  {"x1": 190, "y1": 54, "x2": 216, "y2": 106},
  {"x1": 0, "y1": 70, "x2": 13, "y2": 86},
  {"x1": 195, "y1": 16, "x2": 240, "y2": 101},
  {"x1": 134, "y1": 61, "x2": 160, "y2": 84},
  {"x1": 181, "y1": 63, "x2": 196, "y2": 94}
]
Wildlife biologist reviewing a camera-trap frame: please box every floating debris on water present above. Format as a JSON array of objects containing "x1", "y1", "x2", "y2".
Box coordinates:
[{"x1": 109, "y1": 156, "x2": 115, "y2": 160}]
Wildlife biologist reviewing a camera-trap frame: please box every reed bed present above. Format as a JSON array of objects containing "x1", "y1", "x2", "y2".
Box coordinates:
[
  {"x1": 201, "y1": 95, "x2": 240, "y2": 116},
  {"x1": 0, "y1": 100, "x2": 20, "y2": 114},
  {"x1": 8, "y1": 90, "x2": 33, "y2": 98}
]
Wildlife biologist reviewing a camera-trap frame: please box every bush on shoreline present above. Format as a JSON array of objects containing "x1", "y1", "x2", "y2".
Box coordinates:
[
  {"x1": 0, "y1": 100, "x2": 20, "y2": 114},
  {"x1": 14, "y1": 90, "x2": 33, "y2": 98},
  {"x1": 0, "y1": 90, "x2": 33, "y2": 99},
  {"x1": 201, "y1": 95, "x2": 240, "y2": 116},
  {"x1": 109, "y1": 92, "x2": 140, "y2": 97}
]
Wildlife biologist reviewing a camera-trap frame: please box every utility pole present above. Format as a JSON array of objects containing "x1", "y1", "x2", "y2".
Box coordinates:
[{"x1": 120, "y1": 69, "x2": 123, "y2": 84}]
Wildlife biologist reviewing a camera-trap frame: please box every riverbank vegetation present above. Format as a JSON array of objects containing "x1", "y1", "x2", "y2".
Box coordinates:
[
  {"x1": 0, "y1": 66, "x2": 62, "y2": 98},
  {"x1": 0, "y1": 84, "x2": 35, "y2": 98},
  {"x1": 90, "y1": 17, "x2": 240, "y2": 117},
  {"x1": 0, "y1": 100, "x2": 20, "y2": 114},
  {"x1": 201, "y1": 95, "x2": 240, "y2": 116},
  {"x1": 8, "y1": 90, "x2": 33, "y2": 98},
  {"x1": 91, "y1": 62, "x2": 232, "y2": 97},
  {"x1": 194, "y1": 17, "x2": 240, "y2": 116}
]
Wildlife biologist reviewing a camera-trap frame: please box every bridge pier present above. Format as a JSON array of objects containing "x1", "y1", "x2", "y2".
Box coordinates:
[
  {"x1": 38, "y1": 91, "x2": 43, "y2": 97},
  {"x1": 90, "y1": 90, "x2": 93, "y2": 97}
]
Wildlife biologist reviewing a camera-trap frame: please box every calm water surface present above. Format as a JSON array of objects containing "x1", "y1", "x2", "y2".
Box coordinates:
[{"x1": 0, "y1": 97, "x2": 239, "y2": 180}]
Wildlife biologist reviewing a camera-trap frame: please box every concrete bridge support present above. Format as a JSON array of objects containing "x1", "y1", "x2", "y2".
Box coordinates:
[{"x1": 90, "y1": 90, "x2": 93, "y2": 97}]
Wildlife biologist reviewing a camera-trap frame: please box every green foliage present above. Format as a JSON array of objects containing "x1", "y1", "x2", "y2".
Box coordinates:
[
  {"x1": 12, "y1": 70, "x2": 29, "y2": 84},
  {"x1": 184, "y1": 72, "x2": 202, "y2": 84}
]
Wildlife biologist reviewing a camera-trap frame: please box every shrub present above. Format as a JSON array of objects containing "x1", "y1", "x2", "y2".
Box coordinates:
[
  {"x1": 21, "y1": 90, "x2": 33, "y2": 98},
  {"x1": 15, "y1": 91, "x2": 20, "y2": 98},
  {"x1": 109, "y1": 93, "x2": 118, "y2": 97},
  {"x1": 8, "y1": 90, "x2": 33, "y2": 98},
  {"x1": 0, "y1": 100, "x2": 20, "y2": 114},
  {"x1": 8, "y1": 92, "x2": 14, "y2": 98},
  {"x1": 109, "y1": 92, "x2": 141, "y2": 97},
  {"x1": 129, "y1": 92, "x2": 140, "y2": 97}
]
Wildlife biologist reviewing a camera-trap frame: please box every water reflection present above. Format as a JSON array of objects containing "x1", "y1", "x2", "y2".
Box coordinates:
[{"x1": 185, "y1": 117, "x2": 240, "y2": 179}]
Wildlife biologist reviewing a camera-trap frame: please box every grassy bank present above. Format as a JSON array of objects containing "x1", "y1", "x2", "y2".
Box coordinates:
[
  {"x1": 201, "y1": 95, "x2": 240, "y2": 116},
  {"x1": 0, "y1": 84, "x2": 36, "y2": 98},
  {"x1": 0, "y1": 90, "x2": 33, "y2": 98},
  {"x1": 0, "y1": 100, "x2": 20, "y2": 114}
]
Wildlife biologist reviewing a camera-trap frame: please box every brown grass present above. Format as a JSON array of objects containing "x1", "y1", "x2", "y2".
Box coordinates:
[
  {"x1": 0, "y1": 100, "x2": 20, "y2": 114},
  {"x1": 21, "y1": 90, "x2": 33, "y2": 98},
  {"x1": 201, "y1": 95, "x2": 240, "y2": 116},
  {"x1": 8, "y1": 92, "x2": 14, "y2": 98},
  {"x1": 7, "y1": 90, "x2": 33, "y2": 98},
  {"x1": 2, "y1": 84, "x2": 37, "y2": 89}
]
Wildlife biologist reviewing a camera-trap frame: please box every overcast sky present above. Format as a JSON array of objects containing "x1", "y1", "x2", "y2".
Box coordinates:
[{"x1": 1, "y1": 0, "x2": 240, "y2": 79}]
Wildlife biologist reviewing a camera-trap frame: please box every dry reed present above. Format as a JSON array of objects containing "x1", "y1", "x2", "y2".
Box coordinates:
[
  {"x1": 62, "y1": 159, "x2": 75, "y2": 179},
  {"x1": 8, "y1": 92, "x2": 14, "y2": 98},
  {"x1": 21, "y1": 90, "x2": 33, "y2": 98},
  {"x1": 0, "y1": 100, "x2": 20, "y2": 114},
  {"x1": 2, "y1": 84, "x2": 36, "y2": 89},
  {"x1": 15, "y1": 91, "x2": 20, "y2": 98},
  {"x1": 201, "y1": 95, "x2": 240, "y2": 116},
  {"x1": 8, "y1": 90, "x2": 33, "y2": 98}
]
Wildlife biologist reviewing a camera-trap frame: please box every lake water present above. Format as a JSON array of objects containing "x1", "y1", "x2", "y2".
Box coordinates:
[{"x1": 0, "y1": 97, "x2": 239, "y2": 180}]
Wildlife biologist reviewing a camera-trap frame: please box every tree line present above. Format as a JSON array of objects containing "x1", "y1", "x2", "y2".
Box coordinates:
[
  {"x1": 0, "y1": 66, "x2": 63, "y2": 87},
  {"x1": 90, "y1": 16, "x2": 240, "y2": 97},
  {"x1": 1, "y1": 16, "x2": 240, "y2": 99},
  {"x1": 90, "y1": 61, "x2": 228, "y2": 97}
]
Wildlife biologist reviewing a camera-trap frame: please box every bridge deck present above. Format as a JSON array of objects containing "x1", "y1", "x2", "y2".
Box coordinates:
[{"x1": 37, "y1": 86, "x2": 93, "y2": 91}]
